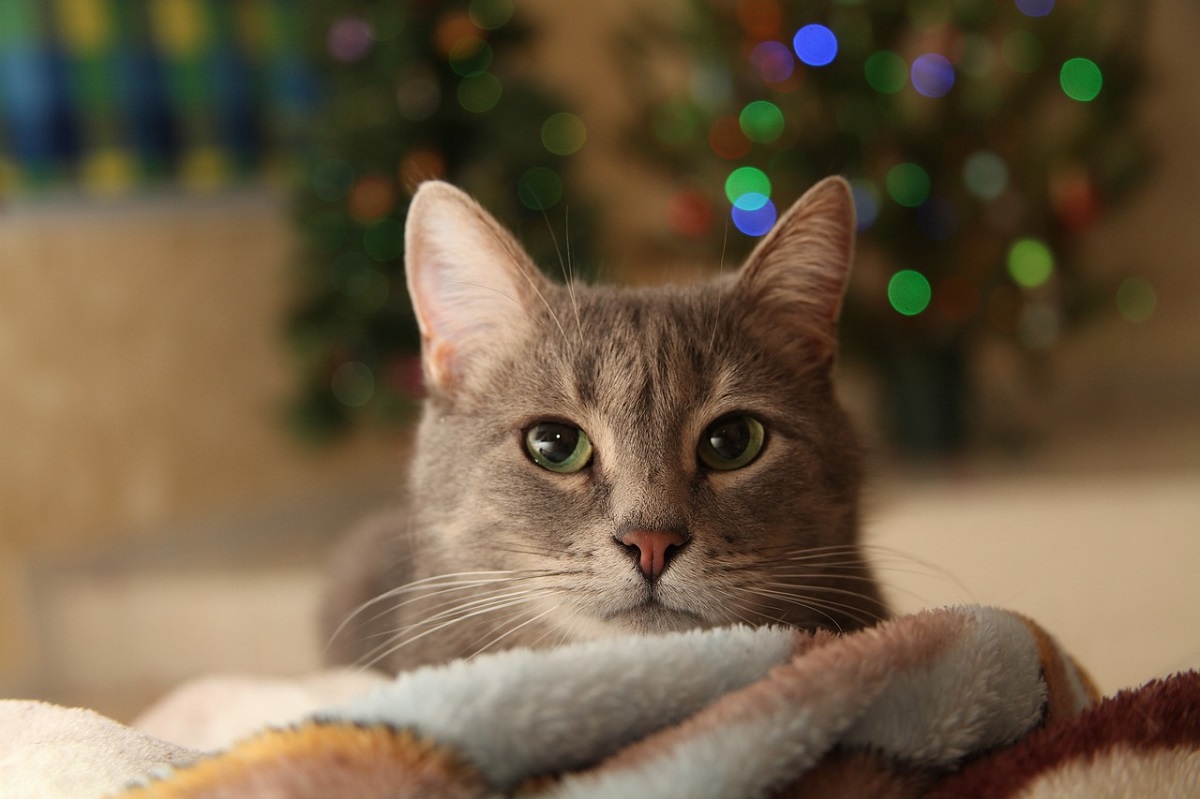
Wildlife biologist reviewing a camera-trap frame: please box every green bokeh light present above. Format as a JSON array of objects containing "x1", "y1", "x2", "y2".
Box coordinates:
[
  {"x1": 1060, "y1": 58, "x2": 1103, "y2": 102},
  {"x1": 888, "y1": 270, "x2": 932, "y2": 316},
  {"x1": 541, "y1": 112, "x2": 587, "y2": 155},
  {"x1": 724, "y1": 166, "x2": 771, "y2": 205},
  {"x1": 738, "y1": 100, "x2": 785, "y2": 143},
  {"x1": 449, "y1": 38, "x2": 493, "y2": 78},
  {"x1": 363, "y1": 217, "x2": 404, "y2": 262},
  {"x1": 1116, "y1": 277, "x2": 1157, "y2": 323},
  {"x1": 517, "y1": 166, "x2": 563, "y2": 210},
  {"x1": 331, "y1": 362, "x2": 375, "y2": 408},
  {"x1": 886, "y1": 162, "x2": 931, "y2": 207},
  {"x1": 468, "y1": 0, "x2": 514, "y2": 30},
  {"x1": 457, "y1": 72, "x2": 503, "y2": 113},
  {"x1": 864, "y1": 51, "x2": 907, "y2": 94},
  {"x1": 651, "y1": 100, "x2": 699, "y2": 147},
  {"x1": 1001, "y1": 30, "x2": 1043, "y2": 74},
  {"x1": 1007, "y1": 238, "x2": 1055, "y2": 288}
]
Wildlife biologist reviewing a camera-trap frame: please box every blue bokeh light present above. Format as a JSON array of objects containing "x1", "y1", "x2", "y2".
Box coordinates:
[
  {"x1": 850, "y1": 183, "x2": 878, "y2": 231},
  {"x1": 1015, "y1": 0, "x2": 1055, "y2": 17},
  {"x1": 911, "y1": 53, "x2": 955, "y2": 98},
  {"x1": 750, "y1": 41, "x2": 795, "y2": 83},
  {"x1": 733, "y1": 191, "x2": 770, "y2": 211},
  {"x1": 732, "y1": 199, "x2": 778, "y2": 236},
  {"x1": 793, "y1": 24, "x2": 838, "y2": 67}
]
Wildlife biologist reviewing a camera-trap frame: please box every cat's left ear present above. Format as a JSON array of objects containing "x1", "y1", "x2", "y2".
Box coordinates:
[
  {"x1": 734, "y1": 176, "x2": 856, "y2": 365},
  {"x1": 405, "y1": 182, "x2": 548, "y2": 396}
]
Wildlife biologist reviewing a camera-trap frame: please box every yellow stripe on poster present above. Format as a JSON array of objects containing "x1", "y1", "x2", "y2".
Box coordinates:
[
  {"x1": 148, "y1": 0, "x2": 207, "y2": 57},
  {"x1": 56, "y1": 0, "x2": 111, "y2": 53}
]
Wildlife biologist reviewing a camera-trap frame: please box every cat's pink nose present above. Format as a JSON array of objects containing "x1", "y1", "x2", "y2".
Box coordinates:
[{"x1": 619, "y1": 529, "x2": 687, "y2": 581}]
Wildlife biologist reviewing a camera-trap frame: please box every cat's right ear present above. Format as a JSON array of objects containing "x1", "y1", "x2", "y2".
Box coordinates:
[{"x1": 404, "y1": 182, "x2": 547, "y2": 395}]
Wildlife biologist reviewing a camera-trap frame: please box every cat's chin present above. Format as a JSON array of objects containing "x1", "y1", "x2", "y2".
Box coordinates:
[{"x1": 601, "y1": 600, "x2": 710, "y2": 636}]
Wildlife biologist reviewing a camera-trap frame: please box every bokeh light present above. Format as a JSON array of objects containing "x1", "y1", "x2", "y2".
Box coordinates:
[
  {"x1": 331, "y1": 252, "x2": 374, "y2": 296},
  {"x1": 1007, "y1": 238, "x2": 1055, "y2": 288},
  {"x1": 363, "y1": 217, "x2": 404, "y2": 262},
  {"x1": 793, "y1": 24, "x2": 838, "y2": 67},
  {"x1": 181, "y1": 146, "x2": 228, "y2": 192},
  {"x1": 347, "y1": 174, "x2": 396, "y2": 221},
  {"x1": 732, "y1": 199, "x2": 778, "y2": 236},
  {"x1": 1015, "y1": 0, "x2": 1055, "y2": 17},
  {"x1": 396, "y1": 74, "x2": 441, "y2": 121},
  {"x1": 750, "y1": 41, "x2": 795, "y2": 83},
  {"x1": 963, "y1": 150, "x2": 1009, "y2": 199},
  {"x1": 667, "y1": 190, "x2": 714, "y2": 237},
  {"x1": 1001, "y1": 31, "x2": 1043, "y2": 74},
  {"x1": 911, "y1": 53, "x2": 955, "y2": 98},
  {"x1": 81, "y1": 148, "x2": 136, "y2": 196},
  {"x1": 850, "y1": 180, "x2": 879, "y2": 231},
  {"x1": 651, "y1": 100, "x2": 699, "y2": 147},
  {"x1": 1060, "y1": 57, "x2": 1103, "y2": 101},
  {"x1": 468, "y1": 0, "x2": 514, "y2": 30},
  {"x1": 448, "y1": 37, "x2": 493, "y2": 78},
  {"x1": 541, "y1": 112, "x2": 587, "y2": 155},
  {"x1": 738, "y1": 0, "x2": 784, "y2": 39},
  {"x1": 332, "y1": 362, "x2": 375, "y2": 407},
  {"x1": 725, "y1": 165, "x2": 772, "y2": 206},
  {"x1": 959, "y1": 34, "x2": 996, "y2": 78},
  {"x1": 864, "y1": 51, "x2": 907, "y2": 94},
  {"x1": 1116, "y1": 277, "x2": 1157, "y2": 323},
  {"x1": 400, "y1": 147, "x2": 446, "y2": 191},
  {"x1": 708, "y1": 115, "x2": 752, "y2": 159},
  {"x1": 327, "y1": 16, "x2": 373, "y2": 62},
  {"x1": 517, "y1": 166, "x2": 563, "y2": 210},
  {"x1": 888, "y1": 270, "x2": 932, "y2": 316},
  {"x1": 457, "y1": 72, "x2": 502, "y2": 113},
  {"x1": 886, "y1": 162, "x2": 931, "y2": 207},
  {"x1": 1018, "y1": 301, "x2": 1060, "y2": 349},
  {"x1": 739, "y1": 100, "x2": 785, "y2": 143}
]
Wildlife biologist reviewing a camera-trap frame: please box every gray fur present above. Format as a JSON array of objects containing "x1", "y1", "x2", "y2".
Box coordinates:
[{"x1": 322, "y1": 177, "x2": 887, "y2": 671}]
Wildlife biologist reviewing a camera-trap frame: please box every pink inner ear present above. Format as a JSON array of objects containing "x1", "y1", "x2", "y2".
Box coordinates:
[{"x1": 423, "y1": 339, "x2": 458, "y2": 394}]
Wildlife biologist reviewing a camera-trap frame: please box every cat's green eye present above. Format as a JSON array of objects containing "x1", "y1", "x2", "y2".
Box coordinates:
[
  {"x1": 525, "y1": 422, "x2": 594, "y2": 473},
  {"x1": 698, "y1": 414, "x2": 765, "y2": 471}
]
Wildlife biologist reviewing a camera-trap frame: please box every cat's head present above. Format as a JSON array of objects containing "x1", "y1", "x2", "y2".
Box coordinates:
[{"x1": 402, "y1": 178, "x2": 882, "y2": 644}]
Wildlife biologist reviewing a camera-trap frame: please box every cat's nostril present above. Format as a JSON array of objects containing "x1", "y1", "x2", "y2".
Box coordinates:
[{"x1": 618, "y1": 529, "x2": 687, "y2": 581}]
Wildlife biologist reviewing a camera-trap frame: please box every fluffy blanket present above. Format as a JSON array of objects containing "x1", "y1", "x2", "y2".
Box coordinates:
[{"x1": 2, "y1": 606, "x2": 1198, "y2": 798}]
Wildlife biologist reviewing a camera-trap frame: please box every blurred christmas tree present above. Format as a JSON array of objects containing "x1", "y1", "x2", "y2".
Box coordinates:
[
  {"x1": 288, "y1": 0, "x2": 591, "y2": 440},
  {"x1": 622, "y1": 0, "x2": 1149, "y2": 454}
]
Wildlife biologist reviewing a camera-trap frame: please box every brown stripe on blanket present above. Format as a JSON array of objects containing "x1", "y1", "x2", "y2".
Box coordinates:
[
  {"x1": 118, "y1": 723, "x2": 488, "y2": 799},
  {"x1": 1017, "y1": 614, "x2": 1101, "y2": 725},
  {"x1": 925, "y1": 670, "x2": 1200, "y2": 799}
]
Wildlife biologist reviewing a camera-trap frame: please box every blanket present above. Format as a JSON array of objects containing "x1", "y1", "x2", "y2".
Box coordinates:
[{"x1": 2, "y1": 605, "x2": 1198, "y2": 798}]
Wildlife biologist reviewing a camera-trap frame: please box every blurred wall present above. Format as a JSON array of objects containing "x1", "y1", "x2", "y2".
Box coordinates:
[{"x1": 0, "y1": 194, "x2": 398, "y2": 679}]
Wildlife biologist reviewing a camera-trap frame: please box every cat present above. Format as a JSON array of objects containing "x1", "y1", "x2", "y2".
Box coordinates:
[{"x1": 321, "y1": 176, "x2": 888, "y2": 672}]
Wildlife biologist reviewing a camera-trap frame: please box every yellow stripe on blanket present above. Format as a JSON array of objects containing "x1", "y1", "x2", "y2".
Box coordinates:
[{"x1": 120, "y1": 723, "x2": 485, "y2": 799}]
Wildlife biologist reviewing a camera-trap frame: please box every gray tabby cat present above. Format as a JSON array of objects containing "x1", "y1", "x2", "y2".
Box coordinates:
[{"x1": 322, "y1": 176, "x2": 888, "y2": 672}]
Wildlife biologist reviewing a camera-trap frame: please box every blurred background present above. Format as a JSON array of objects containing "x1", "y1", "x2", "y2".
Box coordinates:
[{"x1": 1, "y1": 0, "x2": 1197, "y2": 723}]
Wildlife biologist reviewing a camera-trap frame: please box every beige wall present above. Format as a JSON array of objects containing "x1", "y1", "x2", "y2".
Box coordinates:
[{"x1": 0, "y1": 194, "x2": 398, "y2": 678}]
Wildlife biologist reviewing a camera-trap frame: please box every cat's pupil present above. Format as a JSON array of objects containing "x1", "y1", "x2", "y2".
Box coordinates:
[
  {"x1": 708, "y1": 418, "x2": 752, "y2": 460},
  {"x1": 530, "y1": 424, "x2": 580, "y2": 464}
]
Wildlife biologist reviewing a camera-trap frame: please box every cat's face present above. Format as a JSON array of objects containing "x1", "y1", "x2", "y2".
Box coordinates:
[{"x1": 402, "y1": 179, "x2": 883, "y2": 652}]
